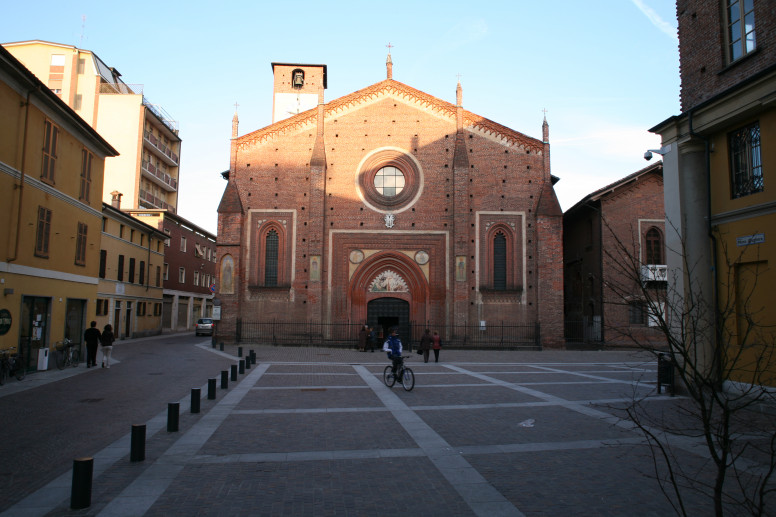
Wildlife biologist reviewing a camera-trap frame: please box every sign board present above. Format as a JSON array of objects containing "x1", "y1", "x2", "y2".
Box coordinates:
[
  {"x1": 210, "y1": 284, "x2": 216, "y2": 294},
  {"x1": 736, "y1": 233, "x2": 765, "y2": 247},
  {"x1": 212, "y1": 306, "x2": 221, "y2": 321}
]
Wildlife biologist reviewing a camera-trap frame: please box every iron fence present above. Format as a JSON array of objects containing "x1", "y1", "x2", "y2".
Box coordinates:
[
  {"x1": 564, "y1": 319, "x2": 603, "y2": 345},
  {"x1": 235, "y1": 319, "x2": 540, "y2": 350}
]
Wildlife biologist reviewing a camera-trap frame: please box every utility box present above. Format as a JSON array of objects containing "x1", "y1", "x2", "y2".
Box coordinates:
[{"x1": 37, "y1": 348, "x2": 49, "y2": 371}]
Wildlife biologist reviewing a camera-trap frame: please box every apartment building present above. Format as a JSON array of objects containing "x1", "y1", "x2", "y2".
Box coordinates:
[{"x1": 3, "y1": 40, "x2": 181, "y2": 214}]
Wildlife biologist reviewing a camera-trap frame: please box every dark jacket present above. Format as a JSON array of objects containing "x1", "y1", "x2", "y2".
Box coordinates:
[
  {"x1": 84, "y1": 327, "x2": 101, "y2": 347},
  {"x1": 100, "y1": 330, "x2": 115, "y2": 347}
]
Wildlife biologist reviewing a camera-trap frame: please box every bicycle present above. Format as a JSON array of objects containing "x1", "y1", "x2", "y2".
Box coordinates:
[
  {"x1": 383, "y1": 356, "x2": 415, "y2": 391},
  {"x1": 55, "y1": 339, "x2": 79, "y2": 369},
  {"x1": 0, "y1": 349, "x2": 26, "y2": 385}
]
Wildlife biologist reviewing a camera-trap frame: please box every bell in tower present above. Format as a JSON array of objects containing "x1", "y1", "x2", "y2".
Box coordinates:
[{"x1": 292, "y1": 69, "x2": 304, "y2": 88}]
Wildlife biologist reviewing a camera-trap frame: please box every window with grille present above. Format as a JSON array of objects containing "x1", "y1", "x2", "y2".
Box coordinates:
[
  {"x1": 75, "y1": 222, "x2": 87, "y2": 265},
  {"x1": 629, "y1": 302, "x2": 646, "y2": 325},
  {"x1": 645, "y1": 228, "x2": 663, "y2": 265},
  {"x1": 35, "y1": 206, "x2": 52, "y2": 257},
  {"x1": 117, "y1": 255, "x2": 124, "y2": 281},
  {"x1": 79, "y1": 149, "x2": 92, "y2": 202},
  {"x1": 493, "y1": 232, "x2": 506, "y2": 290},
  {"x1": 730, "y1": 122, "x2": 763, "y2": 198},
  {"x1": 265, "y1": 230, "x2": 279, "y2": 286},
  {"x1": 42, "y1": 120, "x2": 58, "y2": 182}
]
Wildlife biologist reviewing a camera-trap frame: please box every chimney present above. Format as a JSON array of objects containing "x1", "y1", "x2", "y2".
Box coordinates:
[{"x1": 111, "y1": 191, "x2": 123, "y2": 209}]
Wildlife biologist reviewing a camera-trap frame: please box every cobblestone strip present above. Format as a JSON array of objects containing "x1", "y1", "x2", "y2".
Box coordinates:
[
  {"x1": 97, "y1": 364, "x2": 270, "y2": 517},
  {"x1": 352, "y1": 365, "x2": 525, "y2": 517}
]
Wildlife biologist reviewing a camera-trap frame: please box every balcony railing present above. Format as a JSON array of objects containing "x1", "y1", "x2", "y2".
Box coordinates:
[
  {"x1": 139, "y1": 189, "x2": 175, "y2": 213},
  {"x1": 141, "y1": 161, "x2": 177, "y2": 191},
  {"x1": 143, "y1": 130, "x2": 179, "y2": 165},
  {"x1": 641, "y1": 264, "x2": 668, "y2": 283},
  {"x1": 142, "y1": 96, "x2": 178, "y2": 134}
]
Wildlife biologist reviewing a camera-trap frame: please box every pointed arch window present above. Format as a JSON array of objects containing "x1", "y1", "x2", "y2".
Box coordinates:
[
  {"x1": 493, "y1": 232, "x2": 507, "y2": 290},
  {"x1": 645, "y1": 227, "x2": 663, "y2": 265},
  {"x1": 265, "y1": 230, "x2": 279, "y2": 286}
]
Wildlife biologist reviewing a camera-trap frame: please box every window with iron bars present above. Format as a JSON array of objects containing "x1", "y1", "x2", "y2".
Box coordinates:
[{"x1": 729, "y1": 122, "x2": 762, "y2": 199}]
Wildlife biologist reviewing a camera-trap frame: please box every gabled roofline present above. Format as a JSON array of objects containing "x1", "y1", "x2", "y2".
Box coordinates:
[
  {"x1": 565, "y1": 161, "x2": 663, "y2": 215},
  {"x1": 236, "y1": 78, "x2": 543, "y2": 153}
]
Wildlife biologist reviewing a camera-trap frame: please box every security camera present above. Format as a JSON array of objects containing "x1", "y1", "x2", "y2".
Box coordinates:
[{"x1": 644, "y1": 150, "x2": 653, "y2": 161}]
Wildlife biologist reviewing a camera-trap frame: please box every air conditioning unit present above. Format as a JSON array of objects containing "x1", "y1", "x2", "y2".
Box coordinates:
[{"x1": 641, "y1": 264, "x2": 668, "y2": 283}]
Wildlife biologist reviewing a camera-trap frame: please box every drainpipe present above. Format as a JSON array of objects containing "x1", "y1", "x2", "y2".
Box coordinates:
[
  {"x1": 688, "y1": 110, "x2": 721, "y2": 385},
  {"x1": 8, "y1": 87, "x2": 36, "y2": 263}
]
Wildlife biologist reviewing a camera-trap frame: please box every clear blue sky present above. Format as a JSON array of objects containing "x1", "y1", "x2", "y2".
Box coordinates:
[{"x1": 2, "y1": 0, "x2": 680, "y2": 235}]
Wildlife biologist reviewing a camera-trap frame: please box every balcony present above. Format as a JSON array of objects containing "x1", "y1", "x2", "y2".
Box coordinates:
[
  {"x1": 142, "y1": 96, "x2": 178, "y2": 134},
  {"x1": 139, "y1": 189, "x2": 176, "y2": 213},
  {"x1": 141, "y1": 161, "x2": 178, "y2": 192},
  {"x1": 641, "y1": 264, "x2": 668, "y2": 284},
  {"x1": 144, "y1": 130, "x2": 179, "y2": 166}
]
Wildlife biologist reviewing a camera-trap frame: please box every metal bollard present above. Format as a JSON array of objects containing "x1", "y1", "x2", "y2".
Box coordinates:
[
  {"x1": 208, "y1": 378, "x2": 216, "y2": 399},
  {"x1": 250, "y1": 350, "x2": 256, "y2": 364},
  {"x1": 239, "y1": 359, "x2": 245, "y2": 374},
  {"x1": 245, "y1": 357, "x2": 251, "y2": 370},
  {"x1": 191, "y1": 388, "x2": 201, "y2": 414},
  {"x1": 221, "y1": 370, "x2": 228, "y2": 389},
  {"x1": 219, "y1": 342, "x2": 224, "y2": 351},
  {"x1": 238, "y1": 346, "x2": 243, "y2": 357},
  {"x1": 71, "y1": 457, "x2": 93, "y2": 509},
  {"x1": 167, "y1": 402, "x2": 180, "y2": 432},
  {"x1": 211, "y1": 336, "x2": 216, "y2": 348},
  {"x1": 130, "y1": 424, "x2": 146, "y2": 462},
  {"x1": 231, "y1": 364, "x2": 237, "y2": 382}
]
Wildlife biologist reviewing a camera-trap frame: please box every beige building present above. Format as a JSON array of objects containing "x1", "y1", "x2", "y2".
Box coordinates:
[
  {"x1": 98, "y1": 202, "x2": 166, "y2": 339},
  {"x1": 0, "y1": 46, "x2": 117, "y2": 370},
  {"x1": 2, "y1": 40, "x2": 182, "y2": 214}
]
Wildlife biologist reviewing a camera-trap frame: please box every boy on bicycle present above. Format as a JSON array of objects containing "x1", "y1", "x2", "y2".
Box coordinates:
[{"x1": 382, "y1": 327, "x2": 403, "y2": 376}]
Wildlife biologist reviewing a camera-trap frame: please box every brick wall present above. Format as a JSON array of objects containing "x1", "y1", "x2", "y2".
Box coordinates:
[{"x1": 678, "y1": 0, "x2": 776, "y2": 110}]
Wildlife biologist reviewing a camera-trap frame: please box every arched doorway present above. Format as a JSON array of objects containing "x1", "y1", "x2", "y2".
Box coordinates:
[
  {"x1": 348, "y1": 251, "x2": 428, "y2": 340},
  {"x1": 367, "y1": 298, "x2": 410, "y2": 345}
]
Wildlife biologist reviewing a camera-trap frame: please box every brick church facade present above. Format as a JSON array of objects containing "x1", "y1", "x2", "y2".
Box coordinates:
[{"x1": 215, "y1": 55, "x2": 564, "y2": 347}]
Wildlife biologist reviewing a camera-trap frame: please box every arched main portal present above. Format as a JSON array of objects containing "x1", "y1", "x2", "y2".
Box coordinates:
[
  {"x1": 348, "y1": 251, "x2": 428, "y2": 339},
  {"x1": 367, "y1": 298, "x2": 410, "y2": 345}
]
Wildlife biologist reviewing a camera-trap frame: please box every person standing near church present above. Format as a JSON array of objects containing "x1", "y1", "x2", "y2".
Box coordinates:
[
  {"x1": 432, "y1": 331, "x2": 442, "y2": 363},
  {"x1": 84, "y1": 321, "x2": 101, "y2": 368},
  {"x1": 418, "y1": 329, "x2": 432, "y2": 363},
  {"x1": 100, "y1": 324, "x2": 115, "y2": 368},
  {"x1": 358, "y1": 324, "x2": 368, "y2": 352}
]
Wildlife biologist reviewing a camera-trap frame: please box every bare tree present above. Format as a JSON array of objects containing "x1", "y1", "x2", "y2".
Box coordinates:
[{"x1": 601, "y1": 218, "x2": 776, "y2": 516}]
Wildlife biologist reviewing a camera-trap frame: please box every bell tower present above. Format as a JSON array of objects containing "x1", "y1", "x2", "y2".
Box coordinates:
[{"x1": 271, "y1": 62, "x2": 327, "y2": 123}]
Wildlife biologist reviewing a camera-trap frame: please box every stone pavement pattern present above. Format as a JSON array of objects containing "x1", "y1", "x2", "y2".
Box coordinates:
[{"x1": 1, "y1": 345, "x2": 724, "y2": 516}]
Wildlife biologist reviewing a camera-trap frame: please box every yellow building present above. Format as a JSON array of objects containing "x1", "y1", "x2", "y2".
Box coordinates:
[
  {"x1": 2, "y1": 40, "x2": 181, "y2": 214},
  {"x1": 0, "y1": 46, "x2": 118, "y2": 370},
  {"x1": 98, "y1": 202, "x2": 166, "y2": 339},
  {"x1": 650, "y1": 2, "x2": 775, "y2": 387}
]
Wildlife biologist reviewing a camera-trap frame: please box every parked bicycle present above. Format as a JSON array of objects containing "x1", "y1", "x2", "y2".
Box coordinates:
[
  {"x1": 0, "y1": 348, "x2": 26, "y2": 385},
  {"x1": 55, "y1": 339, "x2": 79, "y2": 369},
  {"x1": 383, "y1": 356, "x2": 415, "y2": 391}
]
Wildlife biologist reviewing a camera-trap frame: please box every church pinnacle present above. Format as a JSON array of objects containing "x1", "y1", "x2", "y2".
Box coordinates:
[{"x1": 386, "y1": 42, "x2": 393, "y2": 79}]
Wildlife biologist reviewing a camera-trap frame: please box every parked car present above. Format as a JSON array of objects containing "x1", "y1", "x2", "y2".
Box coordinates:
[{"x1": 195, "y1": 318, "x2": 214, "y2": 336}]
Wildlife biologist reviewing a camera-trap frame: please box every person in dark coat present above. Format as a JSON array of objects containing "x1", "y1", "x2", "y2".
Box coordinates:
[
  {"x1": 418, "y1": 329, "x2": 432, "y2": 363},
  {"x1": 367, "y1": 326, "x2": 377, "y2": 353},
  {"x1": 358, "y1": 324, "x2": 368, "y2": 352},
  {"x1": 83, "y1": 321, "x2": 101, "y2": 368},
  {"x1": 100, "y1": 324, "x2": 115, "y2": 368}
]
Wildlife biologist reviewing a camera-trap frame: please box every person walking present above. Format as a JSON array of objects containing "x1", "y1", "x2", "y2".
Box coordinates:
[
  {"x1": 83, "y1": 321, "x2": 101, "y2": 368},
  {"x1": 100, "y1": 323, "x2": 115, "y2": 368},
  {"x1": 431, "y1": 331, "x2": 442, "y2": 363},
  {"x1": 418, "y1": 329, "x2": 432, "y2": 363}
]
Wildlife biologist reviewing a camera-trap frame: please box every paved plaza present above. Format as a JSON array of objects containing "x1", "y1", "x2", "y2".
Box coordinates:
[{"x1": 0, "y1": 343, "x2": 731, "y2": 516}]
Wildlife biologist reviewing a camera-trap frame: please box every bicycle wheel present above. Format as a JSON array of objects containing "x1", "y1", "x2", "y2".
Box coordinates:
[
  {"x1": 71, "y1": 349, "x2": 80, "y2": 367},
  {"x1": 383, "y1": 365, "x2": 396, "y2": 387},
  {"x1": 401, "y1": 367, "x2": 415, "y2": 391},
  {"x1": 56, "y1": 350, "x2": 65, "y2": 370}
]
